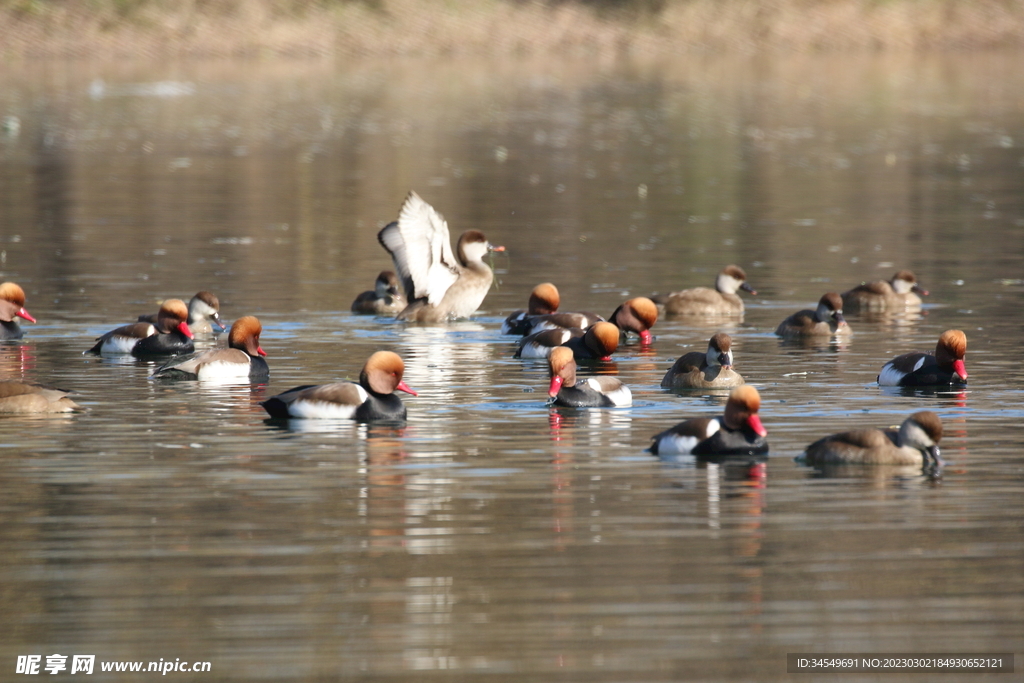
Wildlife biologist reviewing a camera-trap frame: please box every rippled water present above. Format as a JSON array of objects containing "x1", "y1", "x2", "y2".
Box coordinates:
[{"x1": 0, "y1": 53, "x2": 1022, "y2": 680}]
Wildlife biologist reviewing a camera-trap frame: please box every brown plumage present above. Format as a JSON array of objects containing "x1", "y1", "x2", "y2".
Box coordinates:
[
  {"x1": 803, "y1": 411, "x2": 943, "y2": 466},
  {"x1": 151, "y1": 316, "x2": 268, "y2": 381},
  {"x1": 0, "y1": 381, "x2": 81, "y2": 413},
  {"x1": 351, "y1": 271, "x2": 407, "y2": 316},
  {"x1": 502, "y1": 283, "x2": 561, "y2": 334}
]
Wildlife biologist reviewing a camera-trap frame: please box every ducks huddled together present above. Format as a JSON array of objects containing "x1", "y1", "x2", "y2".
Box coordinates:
[{"x1": 2, "y1": 191, "x2": 965, "y2": 474}]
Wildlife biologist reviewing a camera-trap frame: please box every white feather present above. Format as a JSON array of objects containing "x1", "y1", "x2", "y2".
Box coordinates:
[
  {"x1": 655, "y1": 435, "x2": 701, "y2": 456},
  {"x1": 286, "y1": 386, "x2": 367, "y2": 419},
  {"x1": 877, "y1": 362, "x2": 907, "y2": 386},
  {"x1": 517, "y1": 342, "x2": 554, "y2": 359},
  {"x1": 386, "y1": 191, "x2": 460, "y2": 305},
  {"x1": 586, "y1": 378, "x2": 632, "y2": 406},
  {"x1": 196, "y1": 359, "x2": 252, "y2": 383},
  {"x1": 100, "y1": 332, "x2": 151, "y2": 354}
]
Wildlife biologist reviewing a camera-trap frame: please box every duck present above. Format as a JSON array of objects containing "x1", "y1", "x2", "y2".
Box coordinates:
[
  {"x1": 608, "y1": 297, "x2": 658, "y2": 344},
  {"x1": 546, "y1": 346, "x2": 631, "y2": 407},
  {"x1": 0, "y1": 380, "x2": 81, "y2": 413},
  {"x1": 0, "y1": 282, "x2": 36, "y2": 340},
  {"x1": 775, "y1": 293, "x2": 850, "y2": 338},
  {"x1": 802, "y1": 411, "x2": 943, "y2": 467},
  {"x1": 653, "y1": 265, "x2": 757, "y2": 316},
  {"x1": 261, "y1": 351, "x2": 417, "y2": 421},
  {"x1": 351, "y1": 271, "x2": 407, "y2": 316},
  {"x1": 519, "y1": 309, "x2": 605, "y2": 336},
  {"x1": 150, "y1": 316, "x2": 268, "y2": 382},
  {"x1": 841, "y1": 270, "x2": 929, "y2": 312},
  {"x1": 378, "y1": 191, "x2": 505, "y2": 322},
  {"x1": 139, "y1": 291, "x2": 224, "y2": 335},
  {"x1": 649, "y1": 385, "x2": 768, "y2": 457},
  {"x1": 515, "y1": 321, "x2": 620, "y2": 360},
  {"x1": 877, "y1": 329, "x2": 967, "y2": 387},
  {"x1": 88, "y1": 299, "x2": 194, "y2": 356},
  {"x1": 661, "y1": 332, "x2": 744, "y2": 389},
  {"x1": 501, "y1": 282, "x2": 560, "y2": 335}
]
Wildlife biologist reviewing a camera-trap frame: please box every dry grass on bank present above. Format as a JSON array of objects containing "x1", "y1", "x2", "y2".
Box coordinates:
[{"x1": 2, "y1": 0, "x2": 1023, "y2": 59}]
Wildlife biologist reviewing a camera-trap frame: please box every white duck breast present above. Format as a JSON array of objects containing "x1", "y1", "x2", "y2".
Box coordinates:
[{"x1": 100, "y1": 325, "x2": 158, "y2": 354}]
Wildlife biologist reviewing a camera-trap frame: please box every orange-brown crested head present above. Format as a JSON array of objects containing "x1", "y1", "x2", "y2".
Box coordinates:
[
  {"x1": 228, "y1": 316, "x2": 266, "y2": 357},
  {"x1": 724, "y1": 385, "x2": 767, "y2": 436},
  {"x1": 528, "y1": 283, "x2": 560, "y2": 315},
  {"x1": 547, "y1": 346, "x2": 577, "y2": 397},
  {"x1": 0, "y1": 282, "x2": 34, "y2": 323},
  {"x1": 610, "y1": 297, "x2": 658, "y2": 343},
  {"x1": 0, "y1": 282, "x2": 27, "y2": 306},
  {"x1": 936, "y1": 329, "x2": 967, "y2": 379},
  {"x1": 585, "y1": 322, "x2": 620, "y2": 360},
  {"x1": 362, "y1": 351, "x2": 417, "y2": 396},
  {"x1": 157, "y1": 299, "x2": 193, "y2": 339}
]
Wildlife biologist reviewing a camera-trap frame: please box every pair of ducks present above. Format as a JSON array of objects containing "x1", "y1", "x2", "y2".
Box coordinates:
[{"x1": 649, "y1": 385, "x2": 942, "y2": 469}]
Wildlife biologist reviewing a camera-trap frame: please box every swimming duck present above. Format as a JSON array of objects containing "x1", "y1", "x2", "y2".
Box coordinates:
[
  {"x1": 649, "y1": 385, "x2": 768, "y2": 457},
  {"x1": 841, "y1": 270, "x2": 928, "y2": 312},
  {"x1": 139, "y1": 291, "x2": 224, "y2": 335},
  {"x1": 351, "y1": 271, "x2": 407, "y2": 316},
  {"x1": 89, "y1": 299, "x2": 194, "y2": 356},
  {"x1": 877, "y1": 329, "x2": 967, "y2": 387},
  {"x1": 608, "y1": 297, "x2": 658, "y2": 344},
  {"x1": 654, "y1": 265, "x2": 756, "y2": 316},
  {"x1": 151, "y1": 316, "x2": 268, "y2": 382},
  {"x1": 661, "y1": 332, "x2": 744, "y2": 389},
  {"x1": 802, "y1": 411, "x2": 942, "y2": 467},
  {"x1": 775, "y1": 293, "x2": 850, "y2": 338},
  {"x1": 547, "y1": 346, "x2": 631, "y2": 407},
  {"x1": 261, "y1": 351, "x2": 417, "y2": 421}
]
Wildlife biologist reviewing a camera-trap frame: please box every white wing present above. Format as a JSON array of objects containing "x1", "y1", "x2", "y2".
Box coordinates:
[{"x1": 378, "y1": 192, "x2": 460, "y2": 305}]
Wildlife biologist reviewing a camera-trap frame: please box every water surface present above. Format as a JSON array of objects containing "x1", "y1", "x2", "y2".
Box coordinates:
[{"x1": 0, "y1": 52, "x2": 1022, "y2": 681}]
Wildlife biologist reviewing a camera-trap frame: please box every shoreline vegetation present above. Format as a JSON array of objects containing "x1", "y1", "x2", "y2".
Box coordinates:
[{"x1": 2, "y1": 0, "x2": 1024, "y2": 60}]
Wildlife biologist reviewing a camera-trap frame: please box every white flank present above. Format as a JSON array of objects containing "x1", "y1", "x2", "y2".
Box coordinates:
[
  {"x1": 518, "y1": 342, "x2": 554, "y2": 359},
  {"x1": 286, "y1": 399, "x2": 359, "y2": 420},
  {"x1": 101, "y1": 335, "x2": 145, "y2": 354},
  {"x1": 196, "y1": 360, "x2": 251, "y2": 383},
  {"x1": 655, "y1": 435, "x2": 700, "y2": 456},
  {"x1": 877, "y1": 363, "x2": 907, "y2": 386},
  {"x1": 587, "y1": 378, "x2": 632, "y2": 406}
]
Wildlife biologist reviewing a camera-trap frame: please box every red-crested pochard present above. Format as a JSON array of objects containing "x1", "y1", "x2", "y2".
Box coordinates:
[
  {"x1": 139, "y1": 291, "x2": 224, "y2": 335},
  {"x1": 151, "y1": 316, "x2": 268, "y2": 382},
  {"x1": 515, "y1": 321, "x2": 620, "y2": 361},
  {"x1": 0, "y1": 282, "x2": 36, "y2": 340},
  {"x1": 841, "y1": 270, "x2": 928, "y2": 313},
  {"x1": 775, "y1": 293, "x2": 850, "y2": 338},
  {"x1": 877, "y1": 329, "x2": 967, "y2": 387},
  {"x1": 649, "y1": 385, "x2": 768, "y2": 457},
  {"x1": 89, "y1": 299, "x2": 194, "y2": 356},
  {"x1": 803, "y1": 411, "x2": 943, "y2": 467},
  {"x1": 608, "y1": 297, "x2": 658, "y2": 344},
  {"x1": 0, "y1": 380, "x2": 81, "y2": 413},
  {"x1": 654, "y1": 265, "x2": 757, "y2": 316},
  {"x1": 661, "y1": 332, "x2": 744, "y2": 390},
  {"x1": 547, "y1": 346, "x2": 632, "y2": 407},
  {"x1": 378, "y1": 191, "x2": 505, "y2": 322},
  {"x1": 502, "y1": 282, "x2": 560, "y2": 335},
  {"x1": 351, "y1": 271, "x2": 407, "y2": 316},
  {"x1": 261, "y1": 351, "x2": 417, "y2": 421}
]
